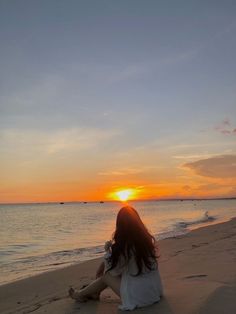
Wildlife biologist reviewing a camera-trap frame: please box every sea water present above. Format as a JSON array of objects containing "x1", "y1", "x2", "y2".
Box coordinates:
[{"x1": 0, "y1": 199, "x2": 235, "y2": 285}]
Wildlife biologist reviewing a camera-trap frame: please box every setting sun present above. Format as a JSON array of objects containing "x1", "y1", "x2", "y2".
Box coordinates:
[{"x1": 115, "y1": 189, "x2": 135, "y2": 202}]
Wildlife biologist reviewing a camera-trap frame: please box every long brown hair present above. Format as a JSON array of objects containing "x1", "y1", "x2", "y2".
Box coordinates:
[{"x1": 108, "y1": 206, "x2": 158, "y2": 275}]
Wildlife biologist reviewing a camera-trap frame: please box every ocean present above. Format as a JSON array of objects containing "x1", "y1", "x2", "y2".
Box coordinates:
[{"x1": 0, "y1": 199, "x2": 235, "y2": 286}]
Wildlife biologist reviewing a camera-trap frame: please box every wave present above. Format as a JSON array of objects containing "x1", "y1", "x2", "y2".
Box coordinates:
[
  {"x1": 10, "y1": 244, "x2": 104, "y2": 271},
  {"x1": 156, "y1": 229, "x2": 188, "y2": 240},
  {"x1": 176, "y1": 211, "x2": 216, "y2": 229},
  {"x1": 156, "y1": 212, "x2": 217, "y2": 240},
  {"x1": 0, "y1": 244, "x2": 106, "y2": 285},
  {"x1": 4, "y1": 212, "x2": 216, "y2": 268}
]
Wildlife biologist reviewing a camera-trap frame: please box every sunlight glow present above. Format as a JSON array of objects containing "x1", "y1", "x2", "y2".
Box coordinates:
[{"x1": 115, "y1": 189, "x2": 135, "y2": 201}]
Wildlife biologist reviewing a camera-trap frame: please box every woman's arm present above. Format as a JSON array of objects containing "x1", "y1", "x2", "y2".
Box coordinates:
[
  {"x1": 154, "y1": 240, "x2": 160, "y2": 259},
  {"x1": 96, "y1": 240, "x2": 112, "y2": 278},
  {"x1": 96, "y1": 261, "x2": 105, "y2": 278}
]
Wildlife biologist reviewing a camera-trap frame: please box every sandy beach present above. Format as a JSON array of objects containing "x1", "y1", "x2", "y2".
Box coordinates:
[{"x1": 1, "y1": 218, "x2": 236, "y2": 314}]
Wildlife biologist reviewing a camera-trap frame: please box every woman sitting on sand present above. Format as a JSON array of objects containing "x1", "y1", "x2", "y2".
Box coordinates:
[{"x1": 69, "y1": 206, "x2": 163, "y2": 311}]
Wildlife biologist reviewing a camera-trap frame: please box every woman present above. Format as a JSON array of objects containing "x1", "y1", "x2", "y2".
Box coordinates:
[{"x1": 69, "y1": 206, "x2": 163, "y2": 311}]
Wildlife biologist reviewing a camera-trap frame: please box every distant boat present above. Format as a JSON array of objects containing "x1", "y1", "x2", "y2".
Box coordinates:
[
  {"x1": 100, "y1": 201, "x2": 104, "y2": 203},
  {"x1": 83, "y1": 201, "x2": 87, "y2": 204},
  {"x1": 60, "y1": 202, "x2": 64, "y2": 204}
]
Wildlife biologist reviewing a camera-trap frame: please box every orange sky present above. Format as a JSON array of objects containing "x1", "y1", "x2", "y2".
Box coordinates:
[
  {"x1": 1, "y1": 2, "x2": 236, "y2": 203},
  {"x1": 1, "y1": 143, "x2": 236, "y2": 203}
]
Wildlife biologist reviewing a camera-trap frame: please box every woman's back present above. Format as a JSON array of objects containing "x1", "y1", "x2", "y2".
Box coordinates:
[
  {"x1": 104, "y1": 244, "x2": 163, "y2": 311},
  {"x1": 104, "y1": 205, "x2": 163, "y2": 311}
]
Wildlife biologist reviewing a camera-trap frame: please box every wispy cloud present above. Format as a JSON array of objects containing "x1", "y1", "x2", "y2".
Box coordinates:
[
  {"x1": 213, "y1": 20, "x2": 236, "y2": 39},
  {"x1": 173, "y1": 153, "x2": 216, "y2": 160},
  {"x1": 73, "y1": 49, "x2": 198, "y2": 85},
  {"x1": 0, "y1": 127, "x2": 121, "y2": 155},
  {"x1": 214, "y1": 118, "x2": 236, "y2": 136},
  {"x1": 169, "y1": 141, "x2": 236, "y2": 150},
  {"x1": 182, "y1": 182, "x2": 234, "y2": 196},
  {"x1": 183, "y1": 154, "x2": 236, "y2": 178},
  {"x1": 98, "y1": 166, "x2": 162, "y2": 177}
]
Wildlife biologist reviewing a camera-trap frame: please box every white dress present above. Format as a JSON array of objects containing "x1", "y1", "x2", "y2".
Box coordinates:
[{"x1": 104, "y1": 246, "x2": 163, "y2": 311}]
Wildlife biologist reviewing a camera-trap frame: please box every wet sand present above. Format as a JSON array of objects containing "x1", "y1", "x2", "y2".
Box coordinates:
[{"x1": 0, "y1": 218, "x2": 236, "y2": 314}]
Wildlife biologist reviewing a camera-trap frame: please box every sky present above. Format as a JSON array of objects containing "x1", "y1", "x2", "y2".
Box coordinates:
[{"x1": 0, "y1": 0, "x2": 236, "y2": 203}]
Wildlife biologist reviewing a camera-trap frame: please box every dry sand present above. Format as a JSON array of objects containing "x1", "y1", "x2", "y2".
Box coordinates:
[{"x1": 1, "y1": 218, "x2": 236, "y2": 314}]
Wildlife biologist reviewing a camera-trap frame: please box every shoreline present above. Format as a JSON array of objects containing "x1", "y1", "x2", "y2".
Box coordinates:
[
  {"x1": 1, "y1": 218, "x2": 236, "y2": 313},
  {"x1": 0, "y1": 216, "x2": 234, "y2": 288},
  {"x1": 187, "y1": 215, "x2": 232, "y2": 232},
  {"x1": 0, "y1": 216, "x2": 231, "y2": 287}
]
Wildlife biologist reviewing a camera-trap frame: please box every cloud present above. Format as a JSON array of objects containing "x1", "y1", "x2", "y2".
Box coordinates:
[
  {"x1": 183, "y1": 155, "x2": 236, "y2": 178},
  {"x1": 0, "y1": 127, "x2": 121, "y2": 155},
  {"x1": 193, "y1": 183, "x2": 225, "y2": 192},
  {"x1": 182, "y1": 185, "x2": 191, "y2": 191},
  {"x1": 98, "y1": 166, "x2": 162, "y2": 177},
  {"x1": 181, "y1": 183, "x2": 236, "y2": 198},
  {"x1": 106, "y1": 64, "x2": 149, "y2": 83},
  {"x1": 214, "y1": 118, "x2": 236, "y2": 136},
  {"x1": 98, "y1": 169, "x2": 141, "y2": 176},
  {"x1": 174, "y1": 153, "x2": 215, "y2": 160},
  {"x1": 169, "y1": 141, "x2": 236, "y2": 150}
]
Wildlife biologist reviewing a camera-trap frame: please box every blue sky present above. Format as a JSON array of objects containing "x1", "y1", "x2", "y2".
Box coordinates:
[{"x1": 0, "y1": 1, "x2": 236, "y2": 202}]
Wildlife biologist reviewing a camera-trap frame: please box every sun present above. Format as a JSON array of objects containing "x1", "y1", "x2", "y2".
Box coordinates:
[
  {"x1": 108, "y1": 187, "x2": 139, "y2": 202},
  {"x1": 115, "y1": 189, "x2": 134, "y2": 202}
]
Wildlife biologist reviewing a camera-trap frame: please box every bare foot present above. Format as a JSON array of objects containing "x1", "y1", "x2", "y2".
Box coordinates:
[
  {"x1": 80, "y1": 285, "x2": 100, "y2": 300},
  {"x1": 68, "y1": 287, "x2": 87, "y2": 302}
]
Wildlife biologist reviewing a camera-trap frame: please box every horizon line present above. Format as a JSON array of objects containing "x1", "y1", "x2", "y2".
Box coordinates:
[{"x1": 1, "y1": 196, "x2": 236, "y2": 205}]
